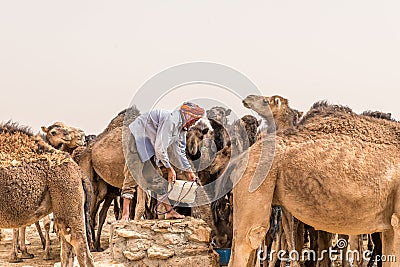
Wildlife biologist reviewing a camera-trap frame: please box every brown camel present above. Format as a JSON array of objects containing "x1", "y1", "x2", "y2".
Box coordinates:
[
  {"x1": 9, "y1": 121, "x2": 74, "y2": 263},
  {"x1": 228, "y1": 102, "x2": 400, "y2": 267},
  {"x1": 0, "y1": 122, "x2": 94, "y2": 266},
  {"x1": 40, "y1": 122, "x2": 72, "y2": 149},
  {"x1": 46, "y1": 123, "x2": 88, "y2": 259},
  {"x1": 243, "y1": 94, "x2": 307, "y2": 267},
  {"x1": 78, "y1": 107, "x2": 148, "y2": 251},
  {"x1": 72, "y1": 133, "x2": 121, "y2": 252}
]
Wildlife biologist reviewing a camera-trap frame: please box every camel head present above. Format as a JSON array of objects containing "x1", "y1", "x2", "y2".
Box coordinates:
[
  {"x1": 206, "y1": 106, "x2": 231, "y2": 128},
  {"x1": 186, "y1": 122, "x2": 210, "y2": 159},
  {"x1": 231, "y1": 115, "x2": 260, "y2": 155},
  {"x1": 242, "y1": 95, "x2": 289, "y2": 119},
  {"x1": 85, "y1": 134, "x2": 97, "y2": 145},
  {"x1": 66, "y1": 127, "x2": 86, "y2": 149},
  {"x1": 41, "y1": 122, "x2": 72, "y2": 148}
]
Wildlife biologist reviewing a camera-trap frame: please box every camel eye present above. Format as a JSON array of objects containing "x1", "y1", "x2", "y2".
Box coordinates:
[
  {"x1": 50, "y1": 130, "x2": 57, "y2": 136},
  {"x1": 263, "y1": 99, "x2": 268, "y2": 105}
]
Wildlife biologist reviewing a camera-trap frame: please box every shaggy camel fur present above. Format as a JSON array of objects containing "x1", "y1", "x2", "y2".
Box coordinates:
[
  {"x1": 0, "y1": 122, "x2": 94, "y2": 266},
  {"x1": 9, "y1": 122, "x2": 74, "y2": 263},
  {"x1": 228, "y1": 102, "x2": 400, "y2": 267}
]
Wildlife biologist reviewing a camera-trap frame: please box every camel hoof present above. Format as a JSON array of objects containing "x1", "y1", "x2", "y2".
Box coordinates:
[
  {"x1": 21, "y1": 251, "x2": 34, "y2": 259},
  {"x1": 43, "y1": 255, "x2": 53, "y2": 260},
  {"x1": 8, "y1": 257, "x2": 23, "y2": 263},
  {"x1": 95, "y1": 247, "x2": 104, "y2": 252}
]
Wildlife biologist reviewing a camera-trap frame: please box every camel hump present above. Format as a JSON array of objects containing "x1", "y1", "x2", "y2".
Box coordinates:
[
  {"x1": 98, "y1": 106, "x2": 141, "y2": 137},
  {"x1": 0, "y1": 121, "x2": 71, "y2": 168},
  {"x1": 299, "y1": 100, "x2": 353, "y2": 125},
  {"x1": 362, "y1": 110, "x2": 394, "y2": 121}
]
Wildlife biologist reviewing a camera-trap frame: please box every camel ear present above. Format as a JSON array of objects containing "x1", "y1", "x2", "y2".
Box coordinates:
[
  {"x1": 257, "y1": 119, "x2": 262, "y2": 126},
  {"x1": 201, "y1": 128, "x2": 209, "y2": 135},
  {"x1": 41, "y1": 126, "x2": 49, "y2": 133},
  {"x1": 226, "y1": 109, "x2": 232, "y2": 116},
  {"x1": 274, "y1": 97, "x2": 281, "y2": 108},
  {"x1": 298, "y1": 111, "x2": 304, "y2": 117}
]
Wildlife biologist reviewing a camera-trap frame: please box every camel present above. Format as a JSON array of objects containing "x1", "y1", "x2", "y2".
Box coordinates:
[
  {"x1": 228, "y1": 102, "x2": 400, "y2": 267},
  {"x1": 243, "y1": 95, "x2": 310, "y2": 267},
  {"x1": 41, "y1": 122, "x2": 72, "y2": 149},
  {"x1": 72, "y1": 133, "x2": 122, "y2": 252},
  {"x1": 0, "y1": 122, "x2": 94, "y2": 266},
  {"x1": 8, "y1": 122, "x2": 75, "y2": 263},
  {"x1": 77, "y1": 107, "x2": 148, "y2": 251},
  {"x1": 206, "y1": 106, "x2": 232, "y2": 151}
]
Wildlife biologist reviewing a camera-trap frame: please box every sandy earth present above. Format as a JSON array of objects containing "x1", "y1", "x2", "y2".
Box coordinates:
[
  {"x1": 0, "y1": 205, "x2": 118, "y2": 267},
  {"x1": 0, "y1": 205, "x2": 376, "y2": 267}
]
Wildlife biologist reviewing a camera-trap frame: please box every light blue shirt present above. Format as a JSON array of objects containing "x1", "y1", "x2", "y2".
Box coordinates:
[{"x1": 129, "y1": 109, "x2": 191, "y2": 170}]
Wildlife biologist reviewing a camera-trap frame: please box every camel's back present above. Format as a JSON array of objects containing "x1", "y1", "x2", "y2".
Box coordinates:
[
  {"x1": 0, "y1": 122, "x2": 70, "y2": 167},
  {"x1": 280, "y1": 103, "x2": 400, "y2": 147},
  {"x1": 270, "y1": 106, "x2": 400, "y2": 233}
]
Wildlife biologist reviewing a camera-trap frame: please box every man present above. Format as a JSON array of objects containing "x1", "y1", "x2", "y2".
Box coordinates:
[{"x1": 121, "y1": 102, "x2": 205, "y2": 221}]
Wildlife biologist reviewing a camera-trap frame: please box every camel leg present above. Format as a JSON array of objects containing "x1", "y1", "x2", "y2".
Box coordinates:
[
  {"x1": 281, "y1": 209, "x2": 300, "y2": 267},
  {"x1": 316, "y1": 231, "x2": 330, "y2": 267},
  {"x1": 268, "y1": 226, "x2": 283, "y2": 267},
  {"x1": 305, "y1": 227, "x2": 318, "y2": 267},
  {"x1": 95, "y1": 195, "x2": 113, "y2": 251},
  {"x1": 9, "y1": 228, "x2": 22, "y2": 263},
  {"x1": 382, "y1": 229, "x2": 394, "y2": 267},
  {"x1": 229, "y1": 190, "x2": 272, "y2": 267},
  {"x1": 35, "y1": 221, "x2": 46, "y2": 249},
  {"x1": 368, "y1": 233, "x2": 382, "y2": 267},
  {"x1": 348, "y1": 235, "x2": 362, "y2": 267},
  {"x1": 19, "y1": 226, "x2": 34, "y2": 259},
  {"x1": 295, "y1": 221, "x2": 304, "y2": 253},
  {"x1": 134, "y1": 187, "x2": 146, "y2": 220},
  {"x1": 280, "y1": 232, "x2": 288, "y2": 267},
  {"x1": 59, "y1": 235, "x2": 74, "y2": 267},
  {"x1": 56, "y1": 221, "x2": 95, "y2": 267},
  {"x1": 338, "y1": 234, "x2": 350, "y2": 267},
  {"x1": 43, "y1": 215, "x2": 53, "y2": 260},
  {"x1": 388, "y1": 213, "x2": 400, "y2": 267},
  {"x1": 89, "y1": 179, "x2": 108, "y2": 250},
  {"x1": 113, "y1": 197, "x2": 120, "y2": 220}
]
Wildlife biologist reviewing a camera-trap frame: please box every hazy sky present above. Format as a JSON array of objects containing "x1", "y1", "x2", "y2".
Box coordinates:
[{"x1": 1, "y1": 1, "x2": 399, "y2": 134}]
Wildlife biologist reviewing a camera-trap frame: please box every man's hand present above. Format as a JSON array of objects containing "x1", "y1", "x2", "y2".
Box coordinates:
[
  {"x1": 167, "y1": 167, "x2": 177, "y2": 184},
  {"x1": 185, "y1": 169, "x2": 197, "y2": 182}
]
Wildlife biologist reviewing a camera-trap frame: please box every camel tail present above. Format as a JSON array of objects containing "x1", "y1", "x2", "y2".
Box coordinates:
[
  {"x1": 82, "y1": 178, "x2": 92, "y2": 246},
  {"x1": 269, "y1": 205, "x2": 282, "y2": 241}
]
